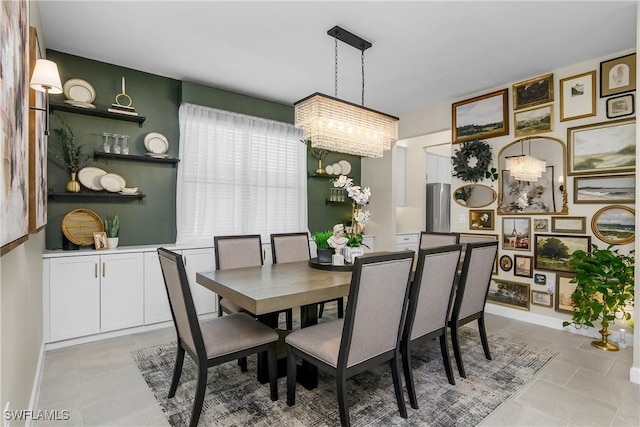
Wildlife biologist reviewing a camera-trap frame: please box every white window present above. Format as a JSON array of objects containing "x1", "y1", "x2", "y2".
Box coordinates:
[{"x1": 176, "y1": 103, "x2": 307, "y2": 244}]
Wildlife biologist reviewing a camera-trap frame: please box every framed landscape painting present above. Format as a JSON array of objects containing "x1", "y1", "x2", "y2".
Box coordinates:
[
  {"x1": 514, "y1": 104, "x2": 553, "y2": 137},
  {"x1": 513, "y1": 73, "x2": 553, "y2": 110},
  {"x1": 591, "y1": 205, "x2": 635, "y2": 245},
  {"x1": 606, "y1": 93, "x2": 634, "y2": 119},
  {"x1": 573, "y1": 174, "x2": 635, "y2": 204},
  {"x1": 534, "y1": 234, "x2": 591, "y2": 273},
  {"x1": 487, "y1": 279, "x2": 530, "y2": 311},
  {"x1": 514, "y1": 255, "x2": 533, "y2": 278},
  {"x1": 567, "y1": 118, "x2": 635, "y2": 176},
  {"x1": 452, "y1": 88, "x2": 509, "y2": 144},
  {"x1": 531, "y1": 290, "x2": 553, "y2": 308}
]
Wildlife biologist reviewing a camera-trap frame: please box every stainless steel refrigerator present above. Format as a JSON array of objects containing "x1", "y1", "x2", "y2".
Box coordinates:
[{"x1": 426, "y1": 183, "x2": 451, "y2": 232}]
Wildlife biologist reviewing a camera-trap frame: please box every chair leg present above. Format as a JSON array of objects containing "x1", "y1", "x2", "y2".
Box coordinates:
[
  {"x1": 168, "y1": 344, "x2": 185, "y2": 398},
  {"x1": 336, "y1": 375, "x2": 350, "y2": 427},
  {"x1": 401, "y1": 341, "x2": 418, "y2": 410},
  {"x1": 337, "y1": 297, "x2": 344, "y2": 318},
  {"x1": 217, "y1": 295, "x2": 223, "y2": 317},
  {"x1": 318, "y1": 303, "x2": 325, "y2": 318},
  {"x1": 450, "y1": 324, "x2": 466, "y2": 378},
  {"x1": 286, "y1": 348, "x2": 297, "y2": 406},
  {"x1": 390, "y1": 356, "x2": 408, "y2": 419},
  {"x1": 238, "y1": 357, "x2": 247, "y2": 372},
  {"x1": 267, "y1": 345, "x2": 278, "y2": 401},
  {"x1": 478, "y1": 315, "x2": 492, "y2": 360},
  {"x1": 439, "y1": 333, "x2": 456, "y2": 385},
  {"x1": 286, "y1": 308, "x2": 293, "y2": 330},
  {"x1": 189, "y1": 362, "x2": 208, "y2": 427}
]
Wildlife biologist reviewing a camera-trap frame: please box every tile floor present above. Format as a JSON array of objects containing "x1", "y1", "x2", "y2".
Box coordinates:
[{"x1": 34, "y1": 314, "x2": 639, "y2": 427}]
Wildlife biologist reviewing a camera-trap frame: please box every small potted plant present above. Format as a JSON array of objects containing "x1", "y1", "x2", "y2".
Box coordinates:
[
  {"x1": 564, "y1": 244, "x2": 634, "y2": 351},
  {"x1": 312, "y1": 230, "x2": 334, "y2": 264},
  {"x1": 51, "y1": 121, "x2": 87, "y2": 192},
  {"x1": 104, "y1": 214, "x2": 120, "y2": 249}
]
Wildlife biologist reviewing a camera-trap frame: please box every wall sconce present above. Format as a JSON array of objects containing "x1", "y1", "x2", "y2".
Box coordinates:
[{"x1": 30, "y1": 59, "x2": 62, "y2": 135}]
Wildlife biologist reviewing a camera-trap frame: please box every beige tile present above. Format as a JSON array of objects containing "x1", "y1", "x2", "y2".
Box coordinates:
[
  {"x1": 481, "y1": 399, "x2": 569, "y2": 426},
  {"x1": 42, "y1": 352, "x2": 80, "y2": 381},
  {"x1": 78, "y1": 348, "x2": 137, "y2": 378},
  {"x1": 37, "y1": 372, "x2": 80, "y2": 408},
  {"x1": 554, "y1": 346, "x2": 615, "y2": 375},
  {"x1": 517, "y1": 379, "x2": 618, "y2": 426},
  {"x1": 565, "y1": 368, "x2": 640, "y2": 409},
  {"x1": 528, "y1": 327, "x2": 588, "y2": 349},
  {"x1": 536, "y1": 359, "x2": 578, "y2": 387},
  {"x1": 79, "y1": 365, "x2": 150, "y2": 407},
  {"x1": 612, "y1": 406, "x2": 640, "y2": 427},
  {"x1": 32, "y1": 406, "x2": 83, "y2": 427},
  {"x1": 81, "y1": 390, "x2": 169, "y2": 427}
]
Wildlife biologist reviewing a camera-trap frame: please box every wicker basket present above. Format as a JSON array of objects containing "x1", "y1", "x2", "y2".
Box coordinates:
[{"x1": 62, "y1": 208, "x2": 104, "y2": 246}]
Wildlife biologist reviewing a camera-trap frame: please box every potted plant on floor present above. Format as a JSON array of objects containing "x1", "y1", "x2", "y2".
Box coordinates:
[
  {"x1": 563, "y1": 243, "x2": 634, "y2": 351},
  {"x1": 312, "y1": 230, "x2": 333, "y2": 264},
  {"x1": 105, "y1": 214, "x2": 120, "y2": 249}
]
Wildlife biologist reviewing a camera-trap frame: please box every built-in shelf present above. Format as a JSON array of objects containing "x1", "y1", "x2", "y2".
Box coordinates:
[
  {"x1": 325, "y1": 199, "x2": 349, "y2": 205},
  {"x1": 93, "y1": 151, "x2": 179, "y2": 165},
  {"x1": 308, "y1": 172, "x2": 347, "y2": 179},
  {"x1": 50, "y1": 102, "x2": 146, "y2": 127},
  {"x1": 48, "y1": 190, "x2": 146, "y2": 201}
]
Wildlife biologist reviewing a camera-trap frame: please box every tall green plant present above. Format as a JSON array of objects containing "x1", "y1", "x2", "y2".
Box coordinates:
[
  {"x1": 312, "y1": 230, "x2": 333, "y2": 250},
  {"x1": 51, "y1": 121, "x2": 87, "y2": 173},
  {"x1": 563, "y1": 244, "x2": 635, "y2": 330},
  {"x1": 105, "y1": 214, "x2": 120, "y2": 238}
]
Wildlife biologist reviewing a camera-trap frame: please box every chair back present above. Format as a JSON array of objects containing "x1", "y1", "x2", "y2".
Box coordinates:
[
  {"x1": 419, "y1": 232, "x2": 460, "y2": 249},
  {"x1": 339, "y1": 251, "x2": 414, "y2": 368},
  {"x1": 270, "y1": 232, "x2": 310, "y2": 264},
  {"x1": 157, "y1": 248, "x2": 205, "y2": 358},
  {"x1": 214, "y1": 234, "x2": 263, "y2": 270},
  {"x1": 405, "y1": 245, "x2": 462, "y2": 341},
  {"x1": 451, "y1": 241, "x2": 498, "y2": 322}
]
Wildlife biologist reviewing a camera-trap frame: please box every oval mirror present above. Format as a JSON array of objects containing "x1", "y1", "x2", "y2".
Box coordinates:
[
  {"x1": 497, "y1": 136, "x2": 568, "y2": 215},
  {"x1": 453, "y1": 184, "x2": 497, "y2": 208}
]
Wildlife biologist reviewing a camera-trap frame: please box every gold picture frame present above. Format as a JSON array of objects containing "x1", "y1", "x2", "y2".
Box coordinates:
[
  {"x1": 573, "y1": 174, "x2": 635, "y2": 204},
  {"x1": 513, "y1": 73, "x2": 553, "y2": 110},
  {"x1": 531, "y1": 290, "x2": 553, "y2": 308},
  {"x1": 555, "y1": 272, "x2": 577, "y2": 314},
  {"x1": 452, "y1": 88, "x2": 509, "y2": 144},
  {"x1": 488, "y1": 279, "x2": 530, "y2": 311},
  {"x1": 469, "y1": 209, "x2": 494, "y2": 230},
  {"x1": 551, "y1": 216, "x2": 586, "y2": 234},
  {"x1": 600, "y1": 53, "x2": 636, "y2": 97},
  {"x1": 514, "y1": 104, "x2": 553, "y2": 137},
  {"x1": 591, "y1": 205, "x2": 635, "y2": 245},
  {"x1": 559, "y1": 70, "x2": 596, "y2": 121}
]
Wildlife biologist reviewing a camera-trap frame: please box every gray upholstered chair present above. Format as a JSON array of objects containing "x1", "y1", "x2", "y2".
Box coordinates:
[
  {"x1": 401, "y1": 245, "x2": 462, "y2": 409},
  {"x1": 448, "y1": 240, "x2": 499, "y2": 378},
  {"x1": 157, "y1": 248, "x2": 278, "y2": 427},
  {"x1": 419, "y1": 231, "x2": 460, "y2": 249},
  {"x1": 286, "y1": 251, "x2": 415, "y2": 427},
  {"x1": 270, "y1": 232, "x2": 344, "y2": 322}
]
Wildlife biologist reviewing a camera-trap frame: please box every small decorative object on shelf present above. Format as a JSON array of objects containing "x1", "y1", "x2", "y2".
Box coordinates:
[
  {"x1": 51, "y1": 121, "x2": 87, "y2": 193},
  {"x1": 312, "y1": 230, "x2": 334, "y2": 264},
  {"x1": 104, "y1": 214, "x2": 120, "y2": 249},
  {"x1": 108, "y1": 77, "x2": 139, "y2": 117},
  {"x1": 302, "y1": 139, "x2": 329, "y2": 174},
  {"x1": 451, "y1": 139, "x2": 498, "y2": 182},
  {"x1": 112, "y1": 133, "x2": 121, "y2": 154},
  {"x1": 120, "y1": 135, "x2": 129, "y2": 155},
  {"x1": 102, "y1": 133, "x2": 111, "y2": 153}
]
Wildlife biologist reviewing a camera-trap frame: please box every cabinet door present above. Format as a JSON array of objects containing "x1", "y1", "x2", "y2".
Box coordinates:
[
  {"x1": 49, "y1": 256, "x2": 100, "y2": 341},
  {"x1": 100, "y1": 253, "x2": 144, "y2": 332},
  {"x1": 182, "y1": 248, "x2": 217, "y2": 316},
  {"x1": 143, "y1": 251, "x2": 172, "y2": 325}
]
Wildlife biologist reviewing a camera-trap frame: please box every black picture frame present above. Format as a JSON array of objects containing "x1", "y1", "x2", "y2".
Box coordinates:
[
  {"x1": 606, "y1": 93, "x2": 635, "y2": 119},
  {"x1": 499, "y1": 255, "x2": 513, "y2": 272}
]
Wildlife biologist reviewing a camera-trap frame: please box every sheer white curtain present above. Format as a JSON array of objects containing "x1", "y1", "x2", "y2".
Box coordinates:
[{"x1": 176, "y1": 103, "x2": 307, "y2": 244}]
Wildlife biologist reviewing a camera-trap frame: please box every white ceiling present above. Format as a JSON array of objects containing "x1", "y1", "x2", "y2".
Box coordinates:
[{"x1": 37, "y1": 1, "x2": 637, "y2": 116}]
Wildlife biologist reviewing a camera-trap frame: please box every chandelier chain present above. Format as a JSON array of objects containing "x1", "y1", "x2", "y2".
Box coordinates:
[
  {"x1": 334, "y1": 39, "x2": 338, "y2": 98},
  {"x1": 361, "y1": 50, "x2": 365, "y2": 106}
]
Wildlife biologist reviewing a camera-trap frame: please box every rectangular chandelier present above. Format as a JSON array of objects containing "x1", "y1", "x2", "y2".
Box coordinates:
[
  {"x1": 294, "y1": 92, "x2": 399, "y2": 158},
  {"x1": 505, "y1": 155, "x2": 546, "y2": 182}
]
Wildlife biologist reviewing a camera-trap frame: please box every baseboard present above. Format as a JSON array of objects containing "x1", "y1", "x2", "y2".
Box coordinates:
[
  {"x1": 630, "y1": 366, "x2": 640, "y2": 384},
  {"x1": 26, "y1": 341, "x2": 45, "y2": 427}
]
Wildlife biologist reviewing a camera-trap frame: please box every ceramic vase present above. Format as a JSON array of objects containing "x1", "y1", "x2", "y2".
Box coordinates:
[
  {"x1": 107, "y1": 237, "x2": 119, "y2": 249},
  {"x1": 344, "y1": 246, "x2": 365, "y2": 264},
  {"x1": 66, "y1": 172, "x2": 81, "y2": 193},
  {"x1": 317, "y1": 248, "x2": 333, "y2": 264}
]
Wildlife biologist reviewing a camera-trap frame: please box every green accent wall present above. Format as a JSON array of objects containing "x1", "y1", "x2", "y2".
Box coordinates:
[{"x1": 44, "y1": 51, "x2": 360, "y2": 249}]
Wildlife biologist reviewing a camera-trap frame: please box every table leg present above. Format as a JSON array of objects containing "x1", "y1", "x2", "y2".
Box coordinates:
[{"x1": 297, "y1": 303, "x2": 319, "y2": 390}]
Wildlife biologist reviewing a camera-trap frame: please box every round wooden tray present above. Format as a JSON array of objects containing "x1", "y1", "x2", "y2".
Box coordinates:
[
  {"x1": 308, "y1": 258, "x2": 353, "y2": 271},
  {"x1": 62, "y1": 208, "x2": 104, "y2": 246}
]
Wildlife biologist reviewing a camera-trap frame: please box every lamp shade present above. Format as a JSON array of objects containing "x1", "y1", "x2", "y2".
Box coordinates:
[
  {"x1": 30, "y1": 59, "x2": 62, "y2": 94},
  {"x1": 294, "y1": 93, "x2": 398, "y2": 158}
]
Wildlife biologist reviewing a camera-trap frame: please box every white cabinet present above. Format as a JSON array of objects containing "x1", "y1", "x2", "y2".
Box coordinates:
[
  {"x1": 182, "y1": 247, "x2": 217, "y2": 316},
  {"x1": 48, "y1": 252, "x2": 143, "y2": 341},
  {"x1": 49, "y1": 256, "x2": 101, "y2": 342},
  {"x1": 143, "y1": 251, "x2": 173, "y2": 325},
  {"x1": 395, "y1": 233, "x2": 419, "y2": 252}
]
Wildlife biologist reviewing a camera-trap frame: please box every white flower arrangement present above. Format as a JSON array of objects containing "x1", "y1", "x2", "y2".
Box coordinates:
[{"x1": 333, "y1": 175, "x2": 371, "y2": 232}]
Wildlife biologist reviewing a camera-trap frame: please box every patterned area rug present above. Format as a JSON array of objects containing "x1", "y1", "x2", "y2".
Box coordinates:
[{"x1": 132, "y1": 324, "x2": 556, "y2": 427}]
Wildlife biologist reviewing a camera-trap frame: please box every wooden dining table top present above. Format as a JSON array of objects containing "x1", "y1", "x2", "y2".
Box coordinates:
[{"x1": 196, "y1": 261, "x2": 352, "y2": 316}]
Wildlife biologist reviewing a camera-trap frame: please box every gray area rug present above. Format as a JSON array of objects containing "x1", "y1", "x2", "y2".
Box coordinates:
[{"x1": 132, "y1": 323, "x2": 556, "y2": 427}]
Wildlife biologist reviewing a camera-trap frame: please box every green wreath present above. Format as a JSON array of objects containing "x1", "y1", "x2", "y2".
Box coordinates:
[{"x1": 451, "y1": 139, "x2": 497, "y2": 182}]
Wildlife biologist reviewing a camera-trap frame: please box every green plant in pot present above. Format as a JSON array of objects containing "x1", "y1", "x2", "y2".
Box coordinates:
[
  {"x1": 104, "y1": 214, "x2": 120, "y2": 249},
  {"x1": 51, "y1": 121, "x2": 87, "y2": 193},
  {"x1": 312, "y1": 230, "x2": 333, "y2": 264},
  {"x1": 564, "y1": 244, "x2": 635, "y2": 351}
]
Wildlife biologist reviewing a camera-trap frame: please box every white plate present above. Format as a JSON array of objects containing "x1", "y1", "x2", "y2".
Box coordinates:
[
  {"x1": 338, "y1": 160, "x2": 351, "y2": 175},
  {"x1": 100, "y1": 173, "x2": 126, "y2": 192},
  {"x1": 331, "y1": 163, "x2": 342, "y2": 175},
  {"x1": 119, "y1": 187, "x2": 139, "y2": 195},
  {"x1": 144, "y1": 132, "x2": 169, "y2": 154},
  {"x1": 77, "y1": 167, "x2": 107, "y2": 190},
  {"x1": 325, "y1": 164, "x2": 334, "y2": 175},
  {"x1": 145, "y1": 152, "x2": 169, "y2": 158},
  {"x1": 64, "y1": 99, "x2": 96, "y2": 109},
  {"x1": 63, "y1": 78, "x2": 96, "y2": 103}
]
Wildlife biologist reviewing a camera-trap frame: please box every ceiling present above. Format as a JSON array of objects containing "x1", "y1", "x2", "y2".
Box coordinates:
[{"x1": 37, "y1": 1, "x2": 637, "y2": 117}]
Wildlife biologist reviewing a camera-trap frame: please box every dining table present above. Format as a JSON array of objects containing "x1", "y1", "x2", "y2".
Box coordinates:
[{"x1": 196, "y1": 260, "x2": 352, "y2": 389}]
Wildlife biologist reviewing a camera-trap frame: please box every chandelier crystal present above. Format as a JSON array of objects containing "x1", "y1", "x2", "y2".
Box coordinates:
[
  {"x1": 294, "y1": 26, "x2": 398, "y2": 158},
  {"x1": 505, "y1": 155, "x2": 546, "y2": 181}
]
